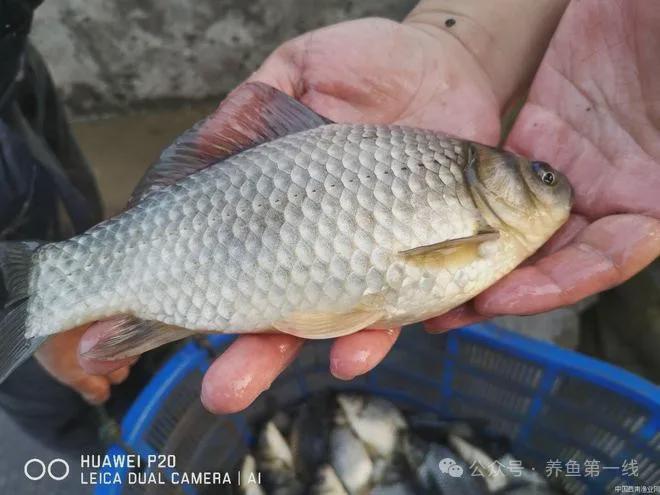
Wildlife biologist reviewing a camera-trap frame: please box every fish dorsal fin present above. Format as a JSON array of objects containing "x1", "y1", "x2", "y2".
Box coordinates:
[
  {"x1": 128, "y1": 82, "x2": 333, "y2": 206},
  {"x1": 273, "y1": 308, "x2": 385, "y2": 339}
]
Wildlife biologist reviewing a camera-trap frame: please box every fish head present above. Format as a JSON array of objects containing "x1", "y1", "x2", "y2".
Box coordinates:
[{"x1": 465, "y1": 143, "x2": 573, "y2": 251}]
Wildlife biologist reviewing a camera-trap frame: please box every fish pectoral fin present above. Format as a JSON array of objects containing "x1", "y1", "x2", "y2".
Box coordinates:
[
  {"x1": 79, "y1": 315, "x2": 192, "y2": 360},
  {"x1": 128, "y1": 82, "x2": 332, "y2": 206},
  {"x1": 399, "y1": 229, "x2": 500, "y2": 267},
  {"x1": 399, "y1": 230, "x2": 500, "y2": 257},
  {"x1": 273, "y1": 309, "x2": 385, "y2": 339}
]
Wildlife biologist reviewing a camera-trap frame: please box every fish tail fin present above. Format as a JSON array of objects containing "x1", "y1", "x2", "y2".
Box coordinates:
[{"x1": 0, "y1": 241, "x2": 45, "y2": 382}]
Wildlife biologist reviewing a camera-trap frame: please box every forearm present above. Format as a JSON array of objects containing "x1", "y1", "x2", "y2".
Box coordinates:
[{"x1": 405, "y1": 0, "x2": 569, "y2": 108}]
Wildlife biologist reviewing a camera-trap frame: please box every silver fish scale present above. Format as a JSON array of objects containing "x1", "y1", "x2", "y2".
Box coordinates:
[{"x1": 26, "y1": 124, "x2": 491, "y2": 337}]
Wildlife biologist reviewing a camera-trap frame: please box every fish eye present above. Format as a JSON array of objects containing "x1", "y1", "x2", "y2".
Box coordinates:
[
  {"x1": 532, "y1": 161, "x2": 556, "y2": 186},
  {"x1": 541, "y1": 171, "x2": 555, "y2": 185}
]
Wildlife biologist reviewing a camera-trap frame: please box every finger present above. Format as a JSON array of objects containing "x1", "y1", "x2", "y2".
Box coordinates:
[
  {"x1": 108, "y1": 366, "x2": 131, "y2": 385},
  {"x1": 251, "y1": 59, "x2": 348, "y2": 125},
  {"x1": 71, "y1": 375, "x2": 111, "y2": 405},
  {"x1": 424, "y1": 303, "x2": 486, "y2": 333},
  {"x1": 526, "y1": 213, "x2": 589, "y2": 262},
  {"x1": 474, "y1": 214, "x2": 660, "y2": 316},
  {"x1": 329, "y1": 328, "x2": 400, "y2": 380},
  {"x1": 78, "y1": 320, "x2": 137, "y2": 375},
  {"x1": 248, "y1": 40, "x2": 302, "y2": 97},
  {"x1": 201, "y1": 334, "x2": 303, "y2": 414}
]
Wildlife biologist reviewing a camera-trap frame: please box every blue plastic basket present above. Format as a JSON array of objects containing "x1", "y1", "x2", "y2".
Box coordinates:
[{"x1": 96, "y1": 323, "x2": 660, "y2": 495}]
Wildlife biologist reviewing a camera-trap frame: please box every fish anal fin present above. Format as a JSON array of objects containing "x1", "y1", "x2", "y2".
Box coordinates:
[
  {"x1": 129, "y1": 82, "x2": 332, "y2": 206},
  {"x1": 80, "y1": 316, "x2": 191, "y2": 360},
  {"x1": 400, "y1": 230, "x2": 499, "y2": 267},
  {"x1": 273, "y1": 309, "x2": 385, "y2": 339}
]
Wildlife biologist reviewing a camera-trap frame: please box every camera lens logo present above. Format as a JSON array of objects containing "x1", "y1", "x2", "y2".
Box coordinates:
[
  {"x1": 24, "y1": 458, "x2": 70, "y2": 481},
  {"x1": 439, "y1": 457, "x2": 464, "y2": 478}
]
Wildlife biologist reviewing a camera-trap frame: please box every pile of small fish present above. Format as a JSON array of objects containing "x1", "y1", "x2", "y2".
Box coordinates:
[{"x1": 238, "y1": 393, "x2": 563, "y2": 495}]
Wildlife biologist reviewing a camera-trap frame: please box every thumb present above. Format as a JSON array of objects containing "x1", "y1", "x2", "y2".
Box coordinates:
[{"x1": 247, "y1": 37, "x2": 305, "y2": 97}]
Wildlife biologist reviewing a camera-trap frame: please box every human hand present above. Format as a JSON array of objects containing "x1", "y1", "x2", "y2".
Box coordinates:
[
  {"x1": 79, "y1": 1, "x2": 569, "y2": 413},
  {"x1": 193, "y1": 5, "x2": 569, "y2": 413},
  {"x1": 193, "y1": 18, "x2": 505, "y2": 414},
  {"x1": 36, "y1": 325, "x2": 132, "y2": 404},
  {"x1": 426, "y1": 0, "x2": 660, "y2": 331}
]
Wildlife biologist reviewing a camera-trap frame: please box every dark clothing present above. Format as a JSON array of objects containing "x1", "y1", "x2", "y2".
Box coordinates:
[
  {"x1": 0, "y1": 359, "x2": 105, "y2": 452},
  {"x1": 0, "y1": 1, "x2": 154, "y2": 454},
  {"x1": 1, "y1": 47, "x2": 103, "y2": 239},
  {"x1": 0, "y1": 1, "x2": 42, "y2": 110},
  {"x1": 0, "y1": 346, "x2": 173, "y2": 453}
]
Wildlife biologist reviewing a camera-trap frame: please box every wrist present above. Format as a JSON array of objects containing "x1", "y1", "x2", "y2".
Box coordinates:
[{"x1": 404, "y1": 0, "x2": 569, "y2": 108}]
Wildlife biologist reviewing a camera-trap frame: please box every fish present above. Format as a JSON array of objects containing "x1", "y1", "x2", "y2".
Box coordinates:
[
  {"x1": 498, "y1": 453, "x2": 556, "y2": 491},
  {"x1": 449, "y1": 434, "x2": 507, "y2": 492},
  {"x1": 256, "y1": 421, "x2": 302, "y2": 494},
  {"x1": 369, "y1": 482, "x2": 418, "y2": 495},
  {"x1": 243, "y1": 393, "x2": 563, "y2": 494},
  {"x1": 0, "y1": 81, "x2": 573, "y2": 377},
  {"x1": 336, "y1": 394, "x2": 407, "y2": 459},
  {"x1": 416, "y1": 443, "x2": 487, "y2": 494},
  {"x1": 407, "y1": 412, "x2": 476, "y2": 444},
  {"x1": 330, "y1": 425, "x2": 373, "y2": 494},
  {"x1": 257, "y1": 421, "x2": 295, "y2": 469},
  {"x1": 239, "y1": 454, "x2": 266, "y2": 495},
  {"x1": 370, "y1": 455, "x2": 412, "y2": 489},
  {"x1": 289, "y1": 393, "x2": 333, "y2": 484},
  {"x1": 310, "y1": 464, "x2": 349, "y2": 495}
]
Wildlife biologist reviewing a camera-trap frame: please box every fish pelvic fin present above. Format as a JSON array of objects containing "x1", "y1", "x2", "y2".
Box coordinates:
[
  {"x1": 273, "y1": 308, "x2": 385, "y2": 339},
  {"x1": 79, "y1": 315, "x2": 192, "y2": 360},
  {"x1": 129, "y1": 82, "x2": 333, "y2": 206},
  {"x1": 0, "y1": 241, "x2": 46, "y2": 383}
]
